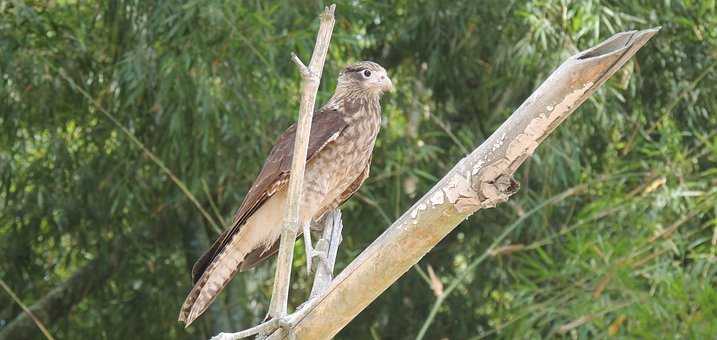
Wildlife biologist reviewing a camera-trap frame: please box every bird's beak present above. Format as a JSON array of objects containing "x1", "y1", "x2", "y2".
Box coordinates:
[{"x1": 380, "y1": 75, "x2": 394, "y2": 93}]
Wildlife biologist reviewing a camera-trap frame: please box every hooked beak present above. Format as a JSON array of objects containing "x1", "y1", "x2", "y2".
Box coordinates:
[{"x1": 379, "y1": 74, "x2": 394, "y2": 92}]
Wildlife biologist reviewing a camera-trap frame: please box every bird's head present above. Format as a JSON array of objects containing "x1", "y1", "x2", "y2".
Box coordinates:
[{"x1": 336, "y1": 61, "x2": 393, "y2": 97}]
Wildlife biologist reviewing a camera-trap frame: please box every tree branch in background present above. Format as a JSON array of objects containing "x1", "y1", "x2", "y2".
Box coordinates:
[
  {"x1": 266, "y1": 27, "x2": 659, "y2": 339},
  {"x1": 55, "y1": 68, "x2": 222, "y2": 234},
  {"x1": 0, "y1": 251, "x2": 122, "y2": 340},
  {"x1": 0, "y1": 278, "x2": 55, "y2": 340}
]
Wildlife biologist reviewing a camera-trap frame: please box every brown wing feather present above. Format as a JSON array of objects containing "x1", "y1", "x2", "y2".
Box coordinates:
[
  {"x1": 190, "y1": 107, "x2": 348, "y2": 284},
  {"x1": 240, "y1": 240, "x2": 280, "y2": 271}
]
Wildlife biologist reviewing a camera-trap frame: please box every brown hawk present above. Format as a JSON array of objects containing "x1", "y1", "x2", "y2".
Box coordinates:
[{"x1": 179, "y1": 61, "x2": 393, "y2": 326}]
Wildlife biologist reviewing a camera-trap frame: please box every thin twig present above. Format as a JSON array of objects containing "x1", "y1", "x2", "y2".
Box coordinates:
[
  {"x1": 555, "y1": 301, "x2": 635, "y2": 335},
  {"x1": 647, "y1": 209, "x2": 699, "y2": 243},
  {"x1": 429, "y1": 113, "x2": 470, "y2": 154},
  {"x1": 54, "y1": 67, "x2": 222, "y2": 233},
  {"x1": 353, "y1": 192, "x2": 393, "y2": 225},
  {"x1": 202, "y1": 178, "x2": 227, "y2": 227},
  {"x1": 0, "y1": 278, "x2": 56, "y2": 340},
  {"x1": 411, "y1": 264, "x2": 433, "y2": 288}
]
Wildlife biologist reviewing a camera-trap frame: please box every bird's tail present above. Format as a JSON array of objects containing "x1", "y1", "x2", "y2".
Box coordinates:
[
  {"x1": 179, "y1": 190, "x2": 288, "y2": 326},
  {"x1": 178, "y1": 233, "x2": 249, "y2": 326}
]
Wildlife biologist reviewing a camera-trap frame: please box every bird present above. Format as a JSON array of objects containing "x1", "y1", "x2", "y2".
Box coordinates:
[{"x1": 179, "y1": 61, "x2": 393, "y2": 326}]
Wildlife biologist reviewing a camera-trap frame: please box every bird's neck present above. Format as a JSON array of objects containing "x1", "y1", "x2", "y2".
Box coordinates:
[{"x1": 325, "y1": 90, "x2": 382, "y2": 119}]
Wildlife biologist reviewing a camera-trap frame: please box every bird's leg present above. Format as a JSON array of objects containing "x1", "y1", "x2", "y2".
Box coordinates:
[
  {"x1": 303, "y1": 220, "x2": 331, "y2": 274},
  {"x1": 228, "y1": 212, "x2": 344, "y2": 340}
]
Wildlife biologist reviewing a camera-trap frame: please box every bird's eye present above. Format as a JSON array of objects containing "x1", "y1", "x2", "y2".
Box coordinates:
[{"x1": 362, "y1": 69, "x2": 372, "y2": 78}]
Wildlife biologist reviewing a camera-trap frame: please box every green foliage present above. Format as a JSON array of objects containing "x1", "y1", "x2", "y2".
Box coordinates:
[{"x1": 1, "y1": 0, "x2": 716, "y2": 339}]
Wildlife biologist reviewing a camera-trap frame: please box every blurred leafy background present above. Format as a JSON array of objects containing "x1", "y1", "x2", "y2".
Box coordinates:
[{"x1": 1, "y1": 0, "x2": 716, "y2": 339}]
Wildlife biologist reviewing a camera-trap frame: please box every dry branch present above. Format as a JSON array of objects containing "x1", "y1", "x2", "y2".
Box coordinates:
[
  {"x1": 266, "y1": 4, "x2": 336, "y2": 321},
  {"x1": 212, "y1": 7, "x2": 337, "y2": 339},
  {"x1": 0, "y1": 279, "x2": 55, "y2": 340},
  {"x1": 309, "y1": 210, "x2": 344, "y2": 298},
  {"x1": 269, "y1": 27, "x2": 659, "y2": 339},
  {"x1": 0, "y1": 250, "x2": 122, "y2": 340}
]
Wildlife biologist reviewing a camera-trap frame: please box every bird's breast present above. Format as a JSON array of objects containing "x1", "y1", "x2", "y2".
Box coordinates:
[{"x1": 300, "y1": 107, "x2": 381, "y2": 223}]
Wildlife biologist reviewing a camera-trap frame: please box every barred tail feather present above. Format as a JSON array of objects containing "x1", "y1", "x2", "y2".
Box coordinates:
[
  {"x1": 178, "y1": 190, "x2": 288, "y2": 326},
  {"x1": 178, "y1": 237, "x2": 248, "y2": 326}
]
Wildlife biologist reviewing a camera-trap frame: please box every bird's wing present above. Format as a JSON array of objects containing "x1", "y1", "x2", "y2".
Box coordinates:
[
  {"x1": 191, "y1": 106, "x2": 348, "y2": 284},
  {"x1": 178, "y1": 106, "x2": 349, "y2": 326},
  {"x1": 240, "y1": 157, "x2": 373, "y2": 270}
]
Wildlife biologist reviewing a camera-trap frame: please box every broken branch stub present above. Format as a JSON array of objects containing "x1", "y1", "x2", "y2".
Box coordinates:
[{"x1": 277, "y1": 27, "x2": 659, "y2": 340}]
